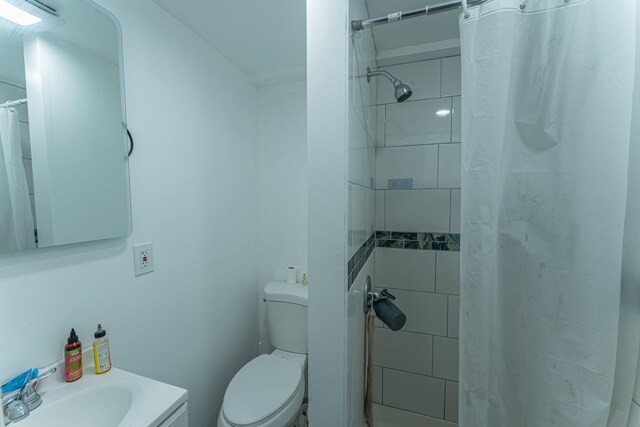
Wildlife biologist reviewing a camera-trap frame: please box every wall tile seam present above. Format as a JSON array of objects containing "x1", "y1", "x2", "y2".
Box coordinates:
[
  {"x1": 351, "y1": 106, "x2": 378, "y2": 146},
  {"x1": 379, "y1": 366, "x2": 449, "y2": 420},
  {"x1": 349, "y1": 181, "x2": 377, "y2": 191},
  {"x1": 439, "y1": 58, "x2": 444, "y2": 98},
  {"x1": 376, "y1": 365, "x2": 458, "y2": 384},
  {"x1": 449, "y1": 189, "x2": 454, "y2": 234},
  {"x1": 376, "y1": 402, "x2": 449, "y2": 422},
  {"x1": 380, "y1": 142, "x2": 457, "y2": 149},
  {"x1": 449, "y1": 97, "x2": 454, "y2": 143},
  {"x1": 375, "y1": 94, "x2": 459, "y2": 108},
  {"x1": 374, "y1": 325, "x2": 457, "y2": 340},
  {"x1": 376, "y1": 141, "x2": 457, "y2": 150},
  {"x1": 374, "y1": 328, "x2": 440, "y2": 339},
  {"x1": 436, "y1": 144, "x2": 441, "y2": 188},
  {"x1": 376, "y1": 186, "x2": 462, "y2": 191}
]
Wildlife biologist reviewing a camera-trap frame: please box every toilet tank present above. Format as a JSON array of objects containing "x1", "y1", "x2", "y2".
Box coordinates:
[{"x1": 264, "y1": 282, "x2": 308, "y2": 354}]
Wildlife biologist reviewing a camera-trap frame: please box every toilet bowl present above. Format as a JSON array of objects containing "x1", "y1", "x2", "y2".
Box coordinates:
[
  {"x1": 218, "y1": 351, "x2": 307, "y2": 427},
  {"x1": 218, "y1": 282, "x2": 308, "y2": 427}
]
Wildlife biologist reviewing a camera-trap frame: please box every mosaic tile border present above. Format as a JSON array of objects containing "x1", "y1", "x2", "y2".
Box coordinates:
[
  {"x1": 347, "y1": 233, "x2": 375, "y2": 289},
  {"x1": 376, "y1": 231, "x2": 460, "y2": 252},
  {"x1": 347, "y1": 231, "x2": 461, "y2": 289}
]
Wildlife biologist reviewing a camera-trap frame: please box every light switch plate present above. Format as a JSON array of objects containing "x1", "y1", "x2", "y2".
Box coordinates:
[{"x1": 133, "y1": 243, "x2": 154, "y2": 276}]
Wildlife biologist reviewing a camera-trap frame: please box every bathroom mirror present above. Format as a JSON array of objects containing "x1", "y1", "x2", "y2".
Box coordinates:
[{"x1": 0, "y1": 0, "x2": 131, "y2": 253}]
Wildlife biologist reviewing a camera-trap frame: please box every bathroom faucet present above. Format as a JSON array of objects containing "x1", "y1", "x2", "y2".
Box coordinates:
[{"x1": 2, "y1": 368, "x2": 56, "y2": 424}]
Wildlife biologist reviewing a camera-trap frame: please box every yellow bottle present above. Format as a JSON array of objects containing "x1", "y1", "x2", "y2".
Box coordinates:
[{"x1": 93, "y1": 324, "x2": 112, "y2": 374}]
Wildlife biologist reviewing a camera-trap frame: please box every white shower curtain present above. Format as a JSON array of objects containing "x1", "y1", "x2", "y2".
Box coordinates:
[
  {"x1": 0, "y1": 107, "x2": 35, "y2": 251},
  {"x1": 459, "y1": 1, "x2": 640, "y2": 426}
]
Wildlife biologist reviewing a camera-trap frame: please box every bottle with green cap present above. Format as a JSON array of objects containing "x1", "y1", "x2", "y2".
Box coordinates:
[{"x1": 92, "y1": 324, "x2": 111, "y2": 374}]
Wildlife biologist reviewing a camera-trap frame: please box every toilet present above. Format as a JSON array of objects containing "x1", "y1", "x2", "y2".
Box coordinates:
[{"x1": 218, "y1": 282, "x2": 308, "y2": 427}]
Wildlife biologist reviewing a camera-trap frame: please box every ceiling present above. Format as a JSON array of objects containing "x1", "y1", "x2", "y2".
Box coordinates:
[
  {"x1": 155, "y1": 0, "x2": 306, "y2": 78},
  {"x1": 153, "y1": 0, "x2": 459, "y2": 81}
]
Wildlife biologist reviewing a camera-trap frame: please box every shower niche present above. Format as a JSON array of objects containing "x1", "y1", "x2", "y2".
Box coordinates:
[{"x1": 0, "y1": 0, "x2": 131, "y2": 253}]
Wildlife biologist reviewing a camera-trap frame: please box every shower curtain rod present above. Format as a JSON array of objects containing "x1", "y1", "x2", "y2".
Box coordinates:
[
  {"x1": 1, "y1": 99, "x2": 28, "y2": 108},
  {"x1": 351, "y1": 0, "x2": 487, "y2": 31}
]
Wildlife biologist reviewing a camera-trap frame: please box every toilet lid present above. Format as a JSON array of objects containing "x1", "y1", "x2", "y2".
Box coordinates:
[{"x1": 222, "y1": 354, "x2": 303, "y2": 426}]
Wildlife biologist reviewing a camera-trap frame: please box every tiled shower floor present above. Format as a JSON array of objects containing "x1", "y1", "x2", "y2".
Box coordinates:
[{"x1": 373, "y1": 404, "x2": 457, "y2": 427}]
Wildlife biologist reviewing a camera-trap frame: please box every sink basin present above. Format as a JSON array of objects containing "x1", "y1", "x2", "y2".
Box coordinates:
[
  {"x1": 20, "y1": 386, "x2": 133, "y2": 427},
  {"x1": 7, "y1": 349, "x2": 188, "y2": 427}
]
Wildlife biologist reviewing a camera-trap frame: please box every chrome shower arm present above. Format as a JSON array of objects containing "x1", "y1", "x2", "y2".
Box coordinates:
[{"x1": 367, "y1": 68, "x2": 399, "y2": 86}]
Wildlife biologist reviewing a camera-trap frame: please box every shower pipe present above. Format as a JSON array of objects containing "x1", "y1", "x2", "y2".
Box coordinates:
[{"x1": 351, "y1": 0, "x2": 488, "y2": 31}]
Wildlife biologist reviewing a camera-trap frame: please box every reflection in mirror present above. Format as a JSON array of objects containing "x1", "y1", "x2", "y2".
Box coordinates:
[{"x1": 0, "y1": 0, "x2": 131, "y2": 253}]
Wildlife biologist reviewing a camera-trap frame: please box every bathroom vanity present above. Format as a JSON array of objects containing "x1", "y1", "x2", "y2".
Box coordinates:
[{"x1": 3, "y1": 349, "x2": 188, "y2": 427}]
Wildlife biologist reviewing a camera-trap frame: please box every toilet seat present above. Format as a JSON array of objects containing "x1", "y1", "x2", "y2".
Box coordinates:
[{"x1": 221, "y1": 354, "x2": 305, "y2": 427}]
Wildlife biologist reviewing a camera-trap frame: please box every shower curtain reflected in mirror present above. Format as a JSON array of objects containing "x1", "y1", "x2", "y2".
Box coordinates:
[
  {"x1": 459, "y1": 0, "x2": 640, "y2": 426},
  {"x1": 0, "y1": 106, "x2": 35, "y2": 251}
]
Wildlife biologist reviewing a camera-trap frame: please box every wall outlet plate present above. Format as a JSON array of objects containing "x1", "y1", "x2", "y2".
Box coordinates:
[{"x1": 133, "y1": 243, "x2": 154, "y2": 276}]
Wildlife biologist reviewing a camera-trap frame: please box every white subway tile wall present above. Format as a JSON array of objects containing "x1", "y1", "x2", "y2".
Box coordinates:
[
  {"x1": 433, "y1": 337, "x2": 459, "y2": 381},
  {"x1": 448, "y1": 296, "x2": 460, "y2": 339},
  {"x1": 373, "y1": 366, "x2": 383, "y2": 404},
  {"x1": 375, "y1": 190, "x2": 386, "y2": 231},
  {"x1": 445, "y1": 381, "x2": 460, "y2": 423},
  {"x1": 374, "y1": 404, "x2": 458, "y2": 427},
  {"x1": 441, "y1": 57, "x2": 462, "y2": 97},
  {"x1": 349, "y1": 25, "x2": 377, "y2": 262},
  {"x1": 376, "y1": 145, "x2": 438, "y2": 190},
  {"x1": 373, "y1": 56, "x2": 461, "y2": 424},
  {"x1": 451, "y1": 189, "x2": 461, "y2": 234},
  {"x1": 438, "y1": 143, "x2": 461, "y2": 189},
  {"x1": 385, "y1": 98, "x2": 452, "y2": 147},
  {"x1": 376, "y1": 56, "x2": 461, "y2": 235},
  {"x1": 452, "y1": 96, "x2": 461, "y2": 143},
  {"x1": 374, "y1": 329, "x2": 433, "y2": 375},
  {"x1": 383, "y1": 369, "x2": 446, "y2": 418},
  {"x1": 436, "y1": 252, "x2": 460, "y2": 295},
  {"x1": 376, "y1": 104, "x2": 386, "y2": 146},
  {"x1": 376, "y1": 247, "x2": 436, "y2": 292},
  {"x1": 386, "y1": 189, "x2": 450, "y2": 232}
]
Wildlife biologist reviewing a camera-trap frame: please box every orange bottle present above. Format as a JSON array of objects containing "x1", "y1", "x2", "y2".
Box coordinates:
[{"x1": 64, "y1": 329, "x2": 83, "y2": 382}]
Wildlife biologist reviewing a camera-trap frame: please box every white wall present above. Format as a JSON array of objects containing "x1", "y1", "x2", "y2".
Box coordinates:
[
  {"x1": 256, "y1": 80, "x2": 307, "y2": 353},
  {"x1": 307, "y1": 0, "x2": 350, "y2": 425},
  {"x1": 0, "y1": 2, "x2": 259, "y2": 427}
]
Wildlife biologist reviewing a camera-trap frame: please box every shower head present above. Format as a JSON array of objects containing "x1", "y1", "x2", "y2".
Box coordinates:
[
  {"x1": 393, "y1": 82, "x2": 413, "y2": 103},
  {"x1": 367, "y1": 67, "x2": 413, "y2": 103}
]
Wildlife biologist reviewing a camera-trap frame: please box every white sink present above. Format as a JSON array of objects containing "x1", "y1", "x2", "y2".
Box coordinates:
[{"x1": 9, "y1": 350, "x2": 188, "y2": 427}]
